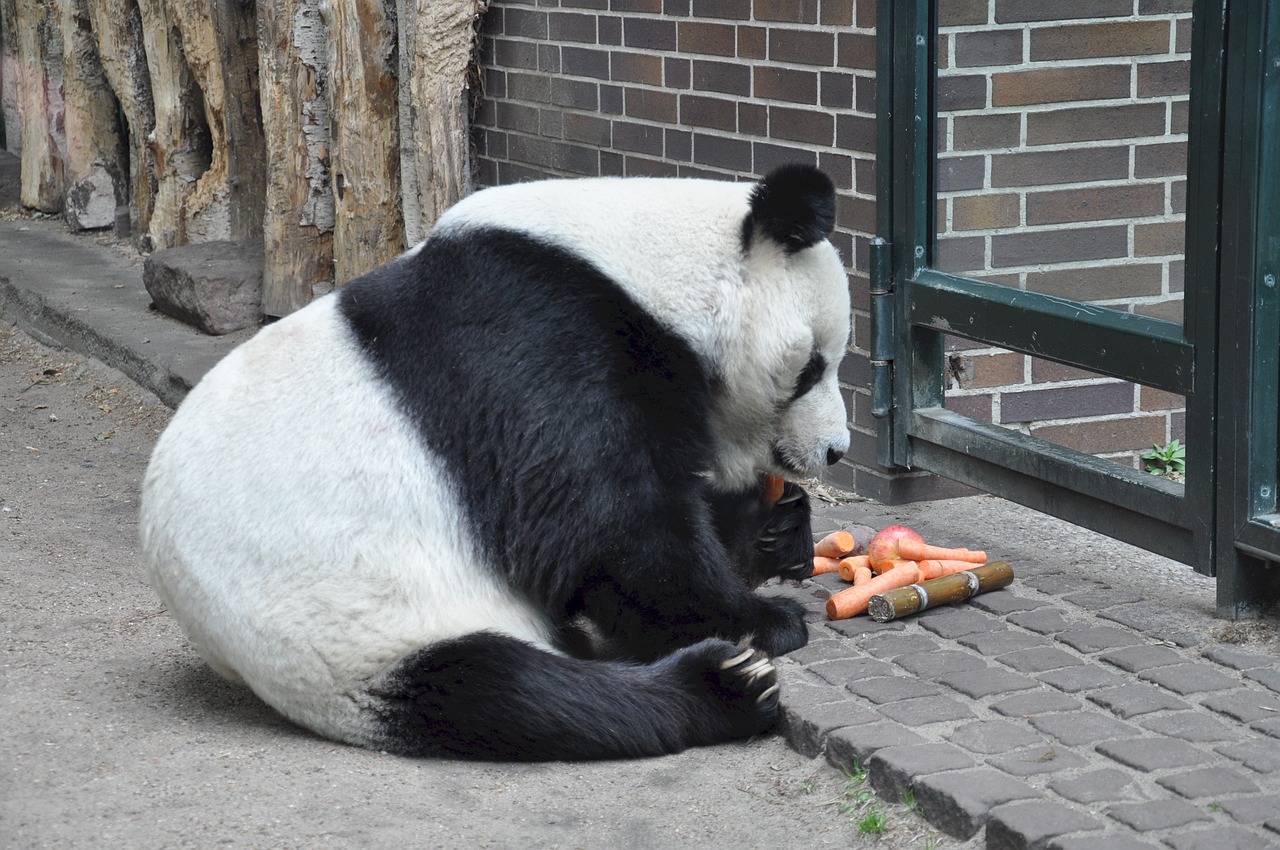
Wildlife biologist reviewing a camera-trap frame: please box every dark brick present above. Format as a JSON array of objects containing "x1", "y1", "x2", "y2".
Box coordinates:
[
  {"x1": 939, "y1": 0, "x2": 988, "y2": 26},
  {"x1": 985, "y1": 800, "x2": 1104, "y2": 850},
  {"x1": 613, "y1": 122, "x2": 664, "y2": 156},
  {"x1": 1029, "y1": 184, "x2": 1167, "y2": 226},
  {"x1": 845, "y1": 675, "x2": 945, "y2": 704},
  {"x1": 610, "y1": 51, "x2": 662, "y2": 84},
  {"x1": 836, "y1": 31, "x2": 875, "y2": 70},
  {"x1": 1138, "y1": 59, "x2": 1191, "y2": 98},
  {"x1": 664, "y1": 128, "x2": 692, "y2": 161},
  {"x1": 913, "y1": 768, "x2": 1040, "y2": 840},
  {"x1": 753, "y1": 0, "x2": 818, "y2": 24},
  {"x1": 938, "y1": 156, "x2": 985, "y2": 192},
  {"x1": 691, "y1": 59, "x2": 752, "y2": 95},
  {"x1": 819, "y1": 0, "x2": 851, "y2": 25},
  {"x1": 679, "y1": 94, "x2": 736, "y2": 131},
  {"x1": 493, "y1": 37, "x2": 540, "y2": 70},
  {"x1": 560, "y1": 46, "x2": 609, "y2": 78},
  {"x1": 1027, "y1": 103, "x2": 1167, "y2": 145},
  {"x1": 994, "y1": 0, "x2": 1132, "y2": 22},
  {"x1": 548, "y1": 11, "x2": 597, "y2": 42},
  {"x1": 991, "y1": 226, "x2": 1128, "y2": 268},
  {"x1": 692, "y1": 132, "x2": 752, "y2": 170},
  {"x1": 937, "y1": 74, "x2": 987, "y2": 111},
  {"x1": 768, "y1": 106, "x2": 834, "y2": 145},
  {"x1": 1034, "y1": 416, "x2": 1168, "y2": 456},
  {"x1": 1030, "y1": 20, "x2": 1171, "y2": 60},
  {"x1": 754, "y1": 66, "x2": 819, "y2": 102},
  {"x1": 915, "y1": 606, "x2": 1008, "y2": 639},
  {"x1": 819, "y1": 71, "x2": 853, "y2": 109},
  {"x1": 754, "y1": 142, "x2": 817, "y2": 174},
  {"x1": 738, "y1": 25, "x2": 766, "y2": 59},
  {"x1": 507, "y1": 71, "x2": 552, "y2": 103},
  {"x1": 676, "y1": 21, "x2": 735, "y2": 56},
  {"x1": 1048, "y1": 768, "x2": 1134, "y2": 805},
  {"x1": 836, "y1": 113, "x2": 875, "y2": 153},
  {"x1": 503, "y1": 6, "x2": 549, "y2": 38},
  {"x1": 868, "y1": 742, "x2": 976, "y2": 801},
  {"x1": 993, "y1": 64, "x2": 1130, "y2": 107},
  {"x1": 769, "y1": 27, "x2": 835, "y2": 66},
  {"x1": 623, "y1": 17, "x2": 676, "y2": 50},
  {"x1": 597, "y1": 15, "x2": 622, "y2": 45},
  {"x1": 953, "y1": 113, "x2": 1020, "y2": 150},
  {"x1": 992, "y1": 146, "x2": 1131, "y2": 187},
  {"x1": 1026, "y1": 264, "x2": 1164, "y2": 302},
  {"x1": 624, "y1": 87, "x2": 677, "y2": 122},
  {"x1": 664, "y1": 57, "x2": 690, "y2": 89},
  {"x1": 738, "y1": 102, "x2": 767, "y2": 136},
  {"x1": 954, "y1": 29, "x2": 1022, "y2": 66},
  {"x1": 1000, "y1": 382, "x2": 1134, "y2": 425},
  {"x1": 690, "y1": 0, "x2": 750, "y2": 17},
  {"x1": 1096, "y1": 736, "x2": 1206, "y2": 771},
  {"x1": 1135, "y1": 141, "x2": 1188, "y2": 178}
]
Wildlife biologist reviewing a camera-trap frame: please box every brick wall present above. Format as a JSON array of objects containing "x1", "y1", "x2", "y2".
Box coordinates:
[
  {"x1": 472, "y1": 0, "x2": 1194, "y2": 500},
  {"x1": 936, "y1": 0, "x2": 1192, "y2": 473}
]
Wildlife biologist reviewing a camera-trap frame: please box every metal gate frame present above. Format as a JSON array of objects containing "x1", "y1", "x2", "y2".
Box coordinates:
[{"x1": 873, "y1": 0, "x2": 1280, "y2": 616}]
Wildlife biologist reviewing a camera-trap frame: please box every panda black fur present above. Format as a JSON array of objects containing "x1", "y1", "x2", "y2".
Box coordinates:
[{"x1": 139, "y1": 164, "x2": 852, "y2": 761}]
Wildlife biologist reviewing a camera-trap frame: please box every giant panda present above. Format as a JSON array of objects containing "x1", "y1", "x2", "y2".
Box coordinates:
[{"x1": 139, "y1": 163, "x2": 852, "y2": 761}]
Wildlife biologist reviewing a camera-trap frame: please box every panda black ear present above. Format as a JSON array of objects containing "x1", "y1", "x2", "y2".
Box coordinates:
[{"x1": 743, "y1": 164, "x2": 837, "y2": 254}]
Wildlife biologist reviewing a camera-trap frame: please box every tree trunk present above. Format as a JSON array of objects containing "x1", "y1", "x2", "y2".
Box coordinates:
[
  {"x1": 58, "y1": 0, "x2": 126, "y2": 231},
  {"x1": 1, "y1": 0, "x2": 22, "y2": 152},
  {"x1": 213, "y1": 0, "x2": 264, "y2": 240},
  {"x1": 136, "y1": 0, "x2": 209, "y2": 249},
  {"x1": 398, "y1": 0, "x2": 486, "y2": 245},
  {"x1": 14, "y1": 0, "x2": 64, "y2": 211},
  {"x1": 86, "y1": 0, "x2": 157, "y2": 241},
  {"x1": 323, "y1": 0, "x2": 402, "y2": 285},
  {"x1": 256, "y1": 0, "x2": 333, "y2": 317}
]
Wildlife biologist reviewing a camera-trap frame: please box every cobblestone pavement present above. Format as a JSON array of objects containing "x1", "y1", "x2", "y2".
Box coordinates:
[{"x1": 3, "y1": 192, "x2": 1279, "y2": 850}]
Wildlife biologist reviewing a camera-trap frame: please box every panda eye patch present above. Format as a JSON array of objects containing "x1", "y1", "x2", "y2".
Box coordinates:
[{"x1": 789, "y1": 350, "x2": 826, "y2": 402}]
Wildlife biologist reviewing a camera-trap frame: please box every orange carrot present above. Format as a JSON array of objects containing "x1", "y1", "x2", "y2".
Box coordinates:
[
  {"x1": 814, "y1": 530, "x2": 857, "y2": 559},
  {"x1": 812, "y1": 556, "x2": 843, "y2": 576},
  {"x1": 826, "y1": 560, "x2": 923, "y2": 620},
  {"x1": 917, "y1": 558, "x2": 986, "y2": 580},
  {"x1": 852, "y1": 565, "x2": 873, "y2": 586},
  {"x1": 866, "y1": 525, "x2": 925, "y2": 573},
  {"x1": 763, "y1": 474, "x2": 786, "y2": 507},
  {"x1": 897, "y1": 538, "x2": 986, "y2": 565},
  {"x1": 837, "y1": 554, "x2": 871, "y2": 582}
]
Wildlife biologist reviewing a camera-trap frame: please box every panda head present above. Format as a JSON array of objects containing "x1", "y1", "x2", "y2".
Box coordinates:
[{"x1": 712, "y1": 165, "x2": 851, "y2": 489}]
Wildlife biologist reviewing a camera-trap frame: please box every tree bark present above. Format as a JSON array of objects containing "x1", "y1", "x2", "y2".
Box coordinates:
[
  {"x1": 1, "y1": 0, "x2": 22, "y2": 152},
  {"x1": 256, "y1": 0, "x2": 333, "y2": 317},
  {"x1": 86, "y1": 0, "x2": 157, "y2": 241},
  {"x1": 398, "y1": 0, "x2": 486, "y2": 245},
  {"x1": 58, "y1": 0, "x2": 126, "y2": 231},
  {"x1": 14, "y1": 0, "x2": 65, "y2": 212},
  {"x1": 323, "y1": 0, "x2": 402, "y2": 285}
]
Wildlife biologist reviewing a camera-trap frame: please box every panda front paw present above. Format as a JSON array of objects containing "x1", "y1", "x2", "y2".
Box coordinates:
[
  {"x1": 753, "y1": 482, "x2": 814, "y2": 582},
  {"x1": 748, "y1": 595, "x2": 809, "y2": 657}
]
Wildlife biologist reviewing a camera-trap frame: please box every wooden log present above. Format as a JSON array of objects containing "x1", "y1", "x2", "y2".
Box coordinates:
[
  {"x1": 57, "y1": 0, "x2": 126, "y2": 231},
  {"x1": 13, "y1": 0, "x2": 65, "y2": 211},
  {"x1": 398, "y1": 0, "x2": 487, "y2": 245},
  {"x1": 85, "y1": 0, "x2": 158, "y2": 241},
  {"x1": 256, "y1": 0, "x2": 334, "y2": 317},
  {"x1": 1, "y1": 0, "x2": 21, "y2": 150},
  {"x1": 135, "y1": 0, "x2": 209, "y2": 249},
  {"x1": 867, "y1": 561, "x2": 1015, "y2": 623},
  {"x1": 323, "y1": 0, "x2": 403, "y2": 285}
]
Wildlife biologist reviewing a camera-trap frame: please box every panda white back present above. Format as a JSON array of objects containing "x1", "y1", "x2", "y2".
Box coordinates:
[{"x1": 140, "y1": 164, "x2": 851, "y2": 760}]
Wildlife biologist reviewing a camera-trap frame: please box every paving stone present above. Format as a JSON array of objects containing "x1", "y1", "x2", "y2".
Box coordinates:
[
  {"x1": 1098, "y1": 643, "x2": 1187, "y2": 672},
  {"x1": 999, "y1": 646, "x2": 1086, "y2": 674},
  {"x1": 1021, "y1": 573, "x2": 1093, "y2": 596},
  {"x1": 1048, "y1": 835, "x2": 1162, "y2": 850},
  {"x1": 1138, "y1": 661, "x2": 1243, "y2": 695},
  {"x1": 1060, "y1": 587, "x2": 1145, "y2": 610},
  {"x1": 1268, "y1": 818, "x2": 1280, "y2": 837},
  {"x1": 1055, "y1": 626, "x2": 1147, "y2": 653},
  {"x1": 825, "y1": 720, "x2": 925, "y2": 771},
  {"x1": 1095, "y1": 737, "x2": 1206, "y2": 771},
  {"x1": 991, "y1": 691, "x2": 1084, "y2": 718},
  {"x1": 988, "y1": 743, "x2": 1090, "y2": 777},
  {"x1": 970, "y1": 591, "x2": 1049, "y2": 616},
  {"x1": 1037, "y1": 664, "x2": 1127, "y2": 693},
  {"x1": 1107, "y1": 799, "x2": 1211, "y2": 831},
  {"x1": 1253, "y1": 716, "x2": 1280, "y2": 738},
  {"x1": 1203, "y1": 644, "x2": 1279, "y2": 671},
  {"x1": 1201, "y1": 689, "x2": 1280, "y2": 722},
  {"x1": 915, "y1": 606, "x2": 1009, "y2": 639},
  {"x1": 1028, "y1": 712, "x2": 1141, "y2": 746},
  {"x1": 1219, "y1": 794, "x2": 1280, "y2": 825},
  {"x1": 779, "y1": 698, "x2": 880, "y2": 758},
  {"x1": 878, "y1": 695, "x2": 976, "y2": 726},
  {"x1": 947, "y1": 719, "x2": 1044, "y2": 755},
  {"x1": 912, "y1": 767, "x2": 1041, "y2": 840},
  {"x1": 959, "y1": 629, "x2": 1052, "y2": 656},
  {"x1": 844, "y1": 675, "x2": 944, "y2": 704},
  {"x1": 781, "y1": 637, "x2": 857, "y2": 666},
  {"x1": 936, "y1": 666, "x2": 1040, "y2": 699},
  {"x1": 892, "y1": 649, "x2": 987, "y2": 678},
  {"x1": 1164, "y1": 826, "x2": 1280, "y2": 850},
  {"x1": 1244, "y1": 666, "x2": 1280, "y2": 694},
  {"x1": 1156, "y1": 765, "x2": 1261, "y2": 799},
  {"x1": 1137, "y1": 710, "x2": 1244, "y2": 743},
  {"x1": 860, "y1": 632, "x2": 940, "y2": 659},
  {"x1": 1008, "y1": 607, "x2": 1078, "y2": 634},
  {"x1": 1048, "y1": 768, "x2": 1135, "y2": 804},
  {"x1": 825, "y1": 615, "x2": 905, "y2": 638},
  {"x1": 868, "y1": 742, "x2": 975, "y2": 802},
  {"x1": 1097, "y1": 600, "x2": 1196, "y2": 635},
  {"x1": 1086, "y1": 683, "x2": 1192, "y2": 718},
  {"x1": 807, "y1": 656, "x2": 898, "y2": 686},
  {"x1": 985, "y1": 799, "x2": 1104, "y2": 850},
  {"x1": 1216, "y1": 738, "x2": 1280, "y2": 773}
]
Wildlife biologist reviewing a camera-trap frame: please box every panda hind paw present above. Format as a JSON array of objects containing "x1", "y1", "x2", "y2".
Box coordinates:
[{"x1": 667, "y1": 639, "x2": 783, "y2": 738}]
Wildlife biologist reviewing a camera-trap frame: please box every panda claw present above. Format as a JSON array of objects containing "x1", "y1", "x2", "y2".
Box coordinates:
[
  {"x1": 720, "y1": 647, "x2": 756, "y2": 670},
  {"x1": 756, "y1": 682, "x2": 781, "y2": 704},
  {"x1": 775, "y1": 492, "x2": 804, "y2": 505},
  {"x1": 737, "y1": 656, "x2": 773, "y2": 681}
]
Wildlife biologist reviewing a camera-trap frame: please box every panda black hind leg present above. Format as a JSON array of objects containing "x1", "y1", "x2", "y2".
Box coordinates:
[{"x1": 372, "y1": 632, "x2": 781, "y2": 760}]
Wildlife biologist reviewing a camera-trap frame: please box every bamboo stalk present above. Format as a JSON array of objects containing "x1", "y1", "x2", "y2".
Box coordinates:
[{"x1": 867, "y1": 561, "x2": 1014, "y2": 623}]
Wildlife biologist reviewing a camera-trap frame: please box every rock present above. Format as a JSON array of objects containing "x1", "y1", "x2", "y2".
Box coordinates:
[
  {"x1": 143, "y1": 240, "x2": 265, "y2": 335},
  {"x1": 64, "y1": 163, "x2": 118, "y2": 231}
]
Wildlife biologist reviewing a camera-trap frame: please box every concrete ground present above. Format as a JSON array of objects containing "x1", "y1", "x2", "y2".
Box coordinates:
[{"x1": 2, "y1": 150, "x2": 1279, "y2": 849}]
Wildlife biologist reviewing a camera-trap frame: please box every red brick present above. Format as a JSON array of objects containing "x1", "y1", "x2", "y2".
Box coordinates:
[
  {"x1": 611, "y1": 52, "x2": 663, "y2": 84},
  {"x1": 1026, "y1": 264, "x2": 1164, "y2": 302},
  {"x1": 964, "y1": 351, "x2": 1026, "y2": 388},
  {"x1": 946, "y1": 393, "x2": 995, "y2": 422},
  {"x1": 1027, "y1": 184, "x2": 1166, "y2": 226},
  {"x1": 1134, "y1": 298, "x2": 1184, "y2": 323},
  {"x1": 678, "y1": 21, "x2": 736, "y2": 57},
  {"x1": 820, "y1": 0, "x2": 853, "y2": 26},
  {"x1": 837, "y1": 31, "x2": 876, "y2": 71},
  {"x1": 1032, "y1": 415, "x2": 1167, "y2": 455},
  {"x1": 992, "y1": 147, "x2": 1130, "y2": 187},
  {"x1": 1027, "y1": 103, "x2": 1167, "y2": 144},
  {"x1": 993, "y1": 65, "x2": 1131, "y2": 107},
  {"x1": 955, "y1": 30, "x2": 1023, "y2": 67},
  {"x1": 953, "y1": 113, "x2": 1021, "y2": 150},
  {"x1": 1135, "y1": 221, "x2": 1185, "y2": 257},
  {"x1": 952, "y1": 193, "x2": 1020, "y2": 231},
  {"x1": 939, "y1": 0, "x2": 989, "y2": 26},
  {"x1": 1031, "y1": 358, "x2": 1106, "y2": 384},
  {"x1": 1140, "y1": 386, "x2": 1185, "y2": 412},
  {"x1": 1030, "y1": 20, "x2": 1172, "y2": 61},
  {"x1": 739, "y1": 26, "x2": 767, "y2": 59}
]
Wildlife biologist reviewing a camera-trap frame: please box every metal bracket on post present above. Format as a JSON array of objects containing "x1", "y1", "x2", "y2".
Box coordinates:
[{"x1": 869, "y1": 237, "x2": 894, "y2": 419}]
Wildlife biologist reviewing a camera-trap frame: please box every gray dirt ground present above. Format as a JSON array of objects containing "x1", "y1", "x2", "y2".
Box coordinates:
[{"x1": 0, "y1": 326, "x2": 954, "y2": 850}]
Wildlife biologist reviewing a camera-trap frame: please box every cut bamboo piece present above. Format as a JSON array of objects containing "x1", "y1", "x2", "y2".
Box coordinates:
[{"x1": 867, "y1": 561, "x2": 1014, "y2": 623}]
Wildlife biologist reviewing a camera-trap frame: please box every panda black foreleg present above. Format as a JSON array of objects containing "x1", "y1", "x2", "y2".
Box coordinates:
[{"x1": 371, "y1": 631, "x2": 782, "y2": 760}]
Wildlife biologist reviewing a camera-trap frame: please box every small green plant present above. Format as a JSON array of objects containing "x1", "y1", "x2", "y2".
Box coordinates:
[
  {"x1": 857, "y1": 807, "x2": 888, "y2": 835},
  {"x1": 901, "y1": 786, "x2": 923, "y2": 816},
  {"x1": 1143, "y1": 439, "x2": 1186, "y2": 477},
  {"x1": 841, "y1": 760, "x2": 868, "y2": 788}
]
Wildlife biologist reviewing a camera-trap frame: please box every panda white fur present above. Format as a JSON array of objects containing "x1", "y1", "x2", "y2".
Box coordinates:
[{"x1": 139, "y1": 164, "x2": 851, "y2": 761}]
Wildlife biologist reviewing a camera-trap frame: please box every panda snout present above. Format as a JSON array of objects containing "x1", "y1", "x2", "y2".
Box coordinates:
[{"x1": 826, "y1": 446, "x2": 844, "y2": 466}]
